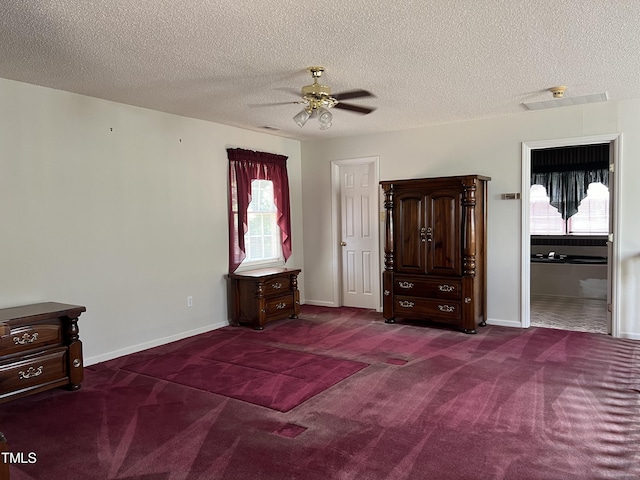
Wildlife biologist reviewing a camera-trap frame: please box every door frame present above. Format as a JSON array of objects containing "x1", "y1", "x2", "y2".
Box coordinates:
[
  {"x1": 521, "y1": 133, "x2": 622, "y2": 336},
  {"x1": 331, "y1": 156, "x2": 381, "y2": 311}
]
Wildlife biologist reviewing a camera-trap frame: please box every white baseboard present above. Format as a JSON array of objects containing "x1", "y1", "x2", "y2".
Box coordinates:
[
  {"x1": 303, "y1": 300, "x2": 338, "y2": 307},
  {"x1": 619, "y1": 331, "x2": 640, "y2": 340},
  {"x1": 85, "y1": 320, "x2": 228, "y2": 366},
  {"x1": 486, "y1": 318, "x2": 524, "y2": 329}
]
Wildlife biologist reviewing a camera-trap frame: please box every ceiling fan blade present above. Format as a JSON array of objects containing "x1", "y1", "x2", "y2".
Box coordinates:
[
  {"x1": 334, "y1": 102, "x2": 376, "y2": 115},
  {"x1": 333, "y1": 90, "x2": 375, "y2": 101},
  {"x1": 248, "y1": 101, "x2": 304, "y2": 108},
  {"x1": 278, "y1": 87, "x2": 302, "y2": 97}
]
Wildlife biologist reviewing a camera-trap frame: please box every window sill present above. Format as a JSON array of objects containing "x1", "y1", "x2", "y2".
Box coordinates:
[{"x1": 235, "y1": 259, "x2": 285, "y2": 273}]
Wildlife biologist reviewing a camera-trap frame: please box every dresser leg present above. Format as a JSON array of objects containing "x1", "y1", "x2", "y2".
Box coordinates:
[
  {"x1": 479, "y1": 320, "x2": 487, "y2": 327},
  {"x1": 384, "y1": 318, "x2": 396, "y2": 324},
  {"x1": 253, "y1": 325, "x2": 264, "y2": 331},
  {"x1": 463, "y1": 328, "x2": 478, "y2": 334}
]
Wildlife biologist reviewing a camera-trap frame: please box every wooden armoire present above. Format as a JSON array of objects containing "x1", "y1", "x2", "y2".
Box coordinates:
[{"x1": 380, "y1": 175, "x2": 490, "y2": 333}]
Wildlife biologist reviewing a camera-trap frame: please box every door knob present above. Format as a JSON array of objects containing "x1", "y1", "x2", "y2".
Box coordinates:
[{"x1": 340, "y1": 241, "x2": 347, "y2": 246}]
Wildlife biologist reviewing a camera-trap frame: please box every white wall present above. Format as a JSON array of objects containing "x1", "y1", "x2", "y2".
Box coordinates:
[
  {"x1": 0, "y1": 78, "x2": 304, "y2": 364},
  {"x1": 301, "y1": 99, "x2": 640, "y2": 339}
]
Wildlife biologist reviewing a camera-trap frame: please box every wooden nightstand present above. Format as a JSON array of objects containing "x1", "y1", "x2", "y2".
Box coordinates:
[
  {"x1": 0, "y1": 302, "x2": 85, "y2": 403},
  {"x1": 228, "y1": 268, "x2": 301, "y2": 330}
]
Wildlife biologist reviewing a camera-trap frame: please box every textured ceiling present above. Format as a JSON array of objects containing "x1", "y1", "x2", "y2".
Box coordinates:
[{"x1": 2, "y1": 1, "x2": 639, "y2": 141}]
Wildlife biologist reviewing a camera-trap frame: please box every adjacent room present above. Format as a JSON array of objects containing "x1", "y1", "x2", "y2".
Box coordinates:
[{"x1": 1, "y1": 1, "x2": 639, "y2": 479}]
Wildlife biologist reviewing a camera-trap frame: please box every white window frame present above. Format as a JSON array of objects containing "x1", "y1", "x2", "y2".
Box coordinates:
[{"x1": 236, "y1": 179, "x2": 284, "y2": 271}]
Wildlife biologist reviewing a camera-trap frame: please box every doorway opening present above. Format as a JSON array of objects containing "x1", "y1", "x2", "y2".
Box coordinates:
[{"x1": 521, "y1": 134, "x2": 621, "y2": 336}]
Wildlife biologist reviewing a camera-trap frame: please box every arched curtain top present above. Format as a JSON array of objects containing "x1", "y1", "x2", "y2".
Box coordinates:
[
  {"x1": 531, "y1": 144, "x2": 609, "y2": 221},
  {"x1": 227, "y1": 148, "x2": 291, "y2": 273}
]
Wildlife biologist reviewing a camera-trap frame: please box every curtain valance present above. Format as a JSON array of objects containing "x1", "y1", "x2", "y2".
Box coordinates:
[{"x1": 531, "y1": 144, "x2": 609, "y2": 221}]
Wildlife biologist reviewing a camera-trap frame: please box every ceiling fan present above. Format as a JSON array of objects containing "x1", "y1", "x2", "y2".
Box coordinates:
[{"x1": 288, "y1": 66, "x2": 376, "y2": 130}]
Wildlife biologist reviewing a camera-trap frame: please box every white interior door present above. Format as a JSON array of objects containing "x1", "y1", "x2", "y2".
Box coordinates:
[{"x1": 339, "y1": 162, "x2": 378, "y2": 309}]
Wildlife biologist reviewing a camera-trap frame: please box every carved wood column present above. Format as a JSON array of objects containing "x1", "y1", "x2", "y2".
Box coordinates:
[
  {"x1": 462, "y1": 178, "x2": 477, "y2": 277},
  {"x1": 382, "y1": 183, "x2": 395, "y2": 321},
  {"x1": 382, "y1": 184, "x2": 395, "y2": 271},
  {"x1": 65, "y1": 314, "x2": 84, "y2": 390}
]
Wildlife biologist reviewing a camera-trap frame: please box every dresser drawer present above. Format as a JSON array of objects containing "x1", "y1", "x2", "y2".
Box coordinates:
[
  {"x1": 263, "y1": 276, "x2": 291, "y2": 297},
  {"x1": 0, "y1": 347, "x2": 68, "y2": 398},
  {"x1": 393, "y1": 276, "x2": 462, "y2": 300},
  {"x1": 395, "y1": 296, "x2": 461, "y2": 324},
  {"x1": 1, "y1": 324, "x2": 62, "y2": 357},
  {"x1": 265, "y1": 294, "x2": 295, "y2": 319}
]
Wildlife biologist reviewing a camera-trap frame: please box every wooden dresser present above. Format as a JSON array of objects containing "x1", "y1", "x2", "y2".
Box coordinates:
[
  {"x1": 229, "y1": 268, "x2": 301, "y2": 330},
  {"x1": 0, "y1": 302, "x2": 85, "y2": 403},
  {"x1": 381, "y1": 175, "x2": 490, "y2": 333}
]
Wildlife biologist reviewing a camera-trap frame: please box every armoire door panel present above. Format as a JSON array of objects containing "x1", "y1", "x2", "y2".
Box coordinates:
[
  {"x1": 427, "y1": 190, "x2": 461, "y2": 276},
  {"x1": 395, "y1": 192, "x2": 426, "y2": 273}
]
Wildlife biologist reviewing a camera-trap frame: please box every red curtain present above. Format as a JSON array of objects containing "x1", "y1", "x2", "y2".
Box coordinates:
[{"x1": 227, "y1": 148, "x2": 292, "y2": 273}]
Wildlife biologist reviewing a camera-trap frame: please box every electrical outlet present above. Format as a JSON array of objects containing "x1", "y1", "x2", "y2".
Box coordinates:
[{"x1": 187, "y1": 296, "x2": 193, "y2": 307}]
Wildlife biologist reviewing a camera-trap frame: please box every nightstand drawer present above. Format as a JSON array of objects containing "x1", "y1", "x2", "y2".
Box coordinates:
[
  {"x1": 263, "y1": 276, "x2": 291, "y2": 297},
  {"x1": 265, "y1": 294, "x2": 295, "y2": 318},
  {"x1": 1, "y1": 324, "x2": 62, "y2": 357},
  {"x1": 0, "y1": 347, "x2": 68, "y2": 399}
]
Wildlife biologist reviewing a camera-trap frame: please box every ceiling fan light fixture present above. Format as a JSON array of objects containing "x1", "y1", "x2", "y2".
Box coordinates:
[
  {"x1": 293, "y1": 108, "x2": 311, "y2": 127},
  {"x1": 287, "y1": 66, "x2": 376, "y2": 129},
  {"x1": 318, "y1": 107, "x2": 333, "y2": 129}
]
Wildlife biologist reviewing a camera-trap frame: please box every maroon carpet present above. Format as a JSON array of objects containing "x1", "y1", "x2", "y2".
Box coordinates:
[
  {"x1": 1, "y1": 306, "x2": 639, "y2": 480},
  {"x1": 120, "y1": 332, "x2": 368, "y2": 412}
]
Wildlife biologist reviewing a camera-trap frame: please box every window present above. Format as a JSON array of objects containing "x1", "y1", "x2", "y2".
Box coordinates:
[
  {"x1": 530, "y1": 184, "x2": 564, "y2": 235},
  {"x1": 227, "y1": 148, "x2": 292, "y2": 273},
  {"x1": 530, "y1": 183, "x2": 609, "y2": 235},
  {"x1": 243, "y1": 180, "x2": 283, "y2": 265}
]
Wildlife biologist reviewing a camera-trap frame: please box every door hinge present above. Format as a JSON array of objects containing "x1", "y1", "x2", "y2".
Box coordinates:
[
  {"x1": 608, "y1": 233, "x2": 614, "y2": 243},
  {"x1": 609, "y1": 163, "x2": 614, "y2": 173}
]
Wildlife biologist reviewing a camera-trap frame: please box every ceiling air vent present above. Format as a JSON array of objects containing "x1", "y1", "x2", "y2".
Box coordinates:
[{"x1": 523, "y1": 87, "x2": 609, "y2": 110}]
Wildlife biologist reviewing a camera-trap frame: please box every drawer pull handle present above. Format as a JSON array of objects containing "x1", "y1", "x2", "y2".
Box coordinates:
[
  {"x1": 438, "y1": 305, "x2": 455, "y2": 313},
  {"x1": 73, "y1": 359, "x2": 82, "y2": 368},
  {"x1": 384, "y1": 290, "x2": 390, "y2": 296},
  {"x1": 18, "y1": 365, "x2": 43, "y2": 380},
  {"x1": 399, "y1": 300, "x2": 414, "y2": 308},
  {"x1": 438, "y1": 284, "x2": 455, "y2": 292},
  {"x1": 398, "y1": 281, "x2": 414, "y2": 289},
  {"x1": 276, "y1": 302, "x2": 287, "y2": 309},
  {"x1": 271, "y1": 282, "x2": 283, "y2": 289},
  {"x1": 13, "y1": 332, "x2": 39, "y2": 345}
]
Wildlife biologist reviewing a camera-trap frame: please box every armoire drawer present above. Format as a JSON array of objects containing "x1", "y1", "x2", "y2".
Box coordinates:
[
  {"x1": 393, "y1": 277, "x2": 462, "y2": 300},
  {"x1": 394, "y1": 296, "x2": 461, "y2": 323},
  {"x1": 1, "y1": 323, "x2": 62, "y2": 357},
  {"x1": 0, "y1": 347, "x2": 68, "y2": 398}
]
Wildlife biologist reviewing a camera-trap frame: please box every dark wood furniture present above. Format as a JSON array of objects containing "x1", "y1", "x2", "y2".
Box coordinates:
[
  {"x1": 381, "y1": 175, "x2": 490, "y2": 333},
  {"x1": 0, "y1": 302, "x2": 85, "y2": 403},
  {"x1": 229, "y1": 268, "x2": 301, "y2": 330}
]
